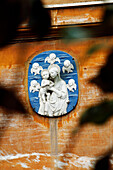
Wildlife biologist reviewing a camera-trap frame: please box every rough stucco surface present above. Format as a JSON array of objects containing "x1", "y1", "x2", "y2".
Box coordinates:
[{"x1": 0, "y1": 40, "x2": 112, "y2": 169}]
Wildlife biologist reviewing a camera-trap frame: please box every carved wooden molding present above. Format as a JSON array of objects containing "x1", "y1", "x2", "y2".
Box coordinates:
[
  {"x1": 12, "y1": 3, "x2": 113, "y2": 42},
  {"x1": 43, "y1": 0, "x2": 113, "y2": 8}
]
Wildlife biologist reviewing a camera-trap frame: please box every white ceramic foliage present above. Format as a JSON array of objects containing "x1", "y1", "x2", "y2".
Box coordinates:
[
  {"x1": 31, "y1": 63, "x2": 43, "y2": 75},
  {"x1": 44, "y1": 53, "x2": 60, "y2": 65},
  {"x1": 67, "y1": 79, "x2": 77, "y2": 92},
  {"x1": 62, "y1": 60, "x2": 74, "y2": 73}
]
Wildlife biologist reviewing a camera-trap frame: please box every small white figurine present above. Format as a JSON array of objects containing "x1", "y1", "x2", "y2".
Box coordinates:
[
  {"x1": 45, "y1": 53, "x2": 60, "y2": 65},
  {"x1": 29, "y1": 80, "x2": 40, "y2": 93},
  {"x1": 31, "y1": 63, "x2": 43, "y2": 75},
  {"x1": 39, "y1": 69, "x2": 54, "y2": 104},
  {"x1": 62, "y1": 60, "x2": 74, "y2": 73},
  {"x1": 67, "y1": 79, "x2": 77, "y2": 92}
]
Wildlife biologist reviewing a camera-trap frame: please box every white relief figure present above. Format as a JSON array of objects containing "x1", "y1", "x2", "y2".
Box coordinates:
[
  {"x1": 38, "y1": 69, "x2": 54, "y2": 115},
  {"x1": 29, "y1": 80, "x2": 40, "y2": 93},
  {"x1": 31, "y1": 63, "x2": 43, "y2": 75},
  {"x1": 67, "y1": 79, "x2": 77, "y2": 92},
  {"x1": 44, "y1": 53, "x2": 60, "y2": 65},
  {"x1": 39, "y1": 69, "x2": 54, "y2": 103},
  {"x1": 62, "y1": 60, "x2": 74, "y2": 73},
  {"x1": 38, "y1": 64, "x2": 69, "y2": 117}
]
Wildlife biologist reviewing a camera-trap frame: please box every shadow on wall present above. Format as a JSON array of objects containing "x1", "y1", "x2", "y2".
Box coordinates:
[
  {"x1": 0, "y1": 86, "x2": 28, "y2": 140},
  {"x1": 0, "y1": 0, "x2": 51, "y2": 142}
]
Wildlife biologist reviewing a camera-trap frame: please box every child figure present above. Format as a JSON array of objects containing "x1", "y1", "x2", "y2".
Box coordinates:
[{"x1": 39, "y1": 69, "x2": 54, "y2": 104}]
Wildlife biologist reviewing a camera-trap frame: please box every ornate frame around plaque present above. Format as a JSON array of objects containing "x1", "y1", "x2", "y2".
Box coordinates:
[{"x1": 28, "y1": 50, "x2": 78, "y2": 117}]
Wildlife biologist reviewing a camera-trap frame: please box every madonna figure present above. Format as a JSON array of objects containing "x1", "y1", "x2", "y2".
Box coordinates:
[{"x1": 44, "y1": 64, "x2": 69, "y2": 117}]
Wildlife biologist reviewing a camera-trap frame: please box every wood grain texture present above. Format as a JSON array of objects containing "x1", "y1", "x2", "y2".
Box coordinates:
[
  {"x1": 18, "y1": 5, "x2": 105, "y2": 33},
  {"x1": 0, "y1": 39, "x2": 112, "y2": 169},
  {"x1": 50, "y1": 6, "x2": 104, "y2": 26}
]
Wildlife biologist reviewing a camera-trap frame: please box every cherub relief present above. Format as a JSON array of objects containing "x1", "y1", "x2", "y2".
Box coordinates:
[
  {"x1": 62, "y1": 60, "x2": 74, "y2": 73},
  {"x1": 31, "y1": 63, "x2": 43, "y2": 75},
  {"x1": 29, "y1": 80, "x2": 40, "y2": 93},
  {"x1": 67, "y1": 79, "x2": 77, "y2": 92},
  {"x1": 45, "y1": 53, "x2": 60, "y2": 65}
]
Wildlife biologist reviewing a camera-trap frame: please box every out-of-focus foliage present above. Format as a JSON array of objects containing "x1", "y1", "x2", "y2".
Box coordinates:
[
  {"x1": 63, "y1": 27, "x2": 92, "y2": 42},
  {"x1": 63, "y1": 4, "x2": 113, "y2": 170},
  {"x1": 87, "y1": 43, "x2": 105, "y2": 55},
  {"x1": 63, "y1": 5, "x2": 113, "y2": 41},
  {"x1": 0, "y1": 86, "x2": 26, "y2": 113},
  {"x1": 79, "y1": 100, "x2": 113, "y2": 125},
  {"x1": 0, "y1": 0, "x2": 22, "y2": 47},
  {"x1": 0, "y1": 0, "x2": 51, "y2": 47},
  {"x1": 103, "y1": 5, "x2": 113, "y2": 28},
  {"x1": 63, "y1": 4, "x2": 113, "y2": 126},
  {"x1": 29, "y1": 0, "x2": 51, "y2": 38},
  {"x1": 91, "y1": 51, "x2": 113, "y2": 92},
  {"x1": 0, "y1": 86, "x2": 28, "y2": 141},
  {"x1": 94, "y1": 149, "x2": 112, "y2": 170}
]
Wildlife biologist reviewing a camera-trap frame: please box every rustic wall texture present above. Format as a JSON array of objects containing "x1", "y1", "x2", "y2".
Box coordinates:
[
  {"x1": 0, "y1": 1, "x2": 113, "y2": 169},
  {"x1": 0, "y1": 39, "x2": 112, "y2": 169}
]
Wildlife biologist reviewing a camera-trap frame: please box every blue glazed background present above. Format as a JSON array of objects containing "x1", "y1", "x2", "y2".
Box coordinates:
[{"x1": 28, "y1": 50, "x2": 79, "y2": 116}]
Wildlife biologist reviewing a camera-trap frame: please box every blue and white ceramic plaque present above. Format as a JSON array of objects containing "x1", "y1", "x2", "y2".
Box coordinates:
[{"x1": 28, "y1": 50, "x2": 78, "y2": 117}]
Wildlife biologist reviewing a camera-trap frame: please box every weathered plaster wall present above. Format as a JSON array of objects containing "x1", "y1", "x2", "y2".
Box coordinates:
[{"x1": 0, "y1": 39, "x2": 112, "y2": 169}]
